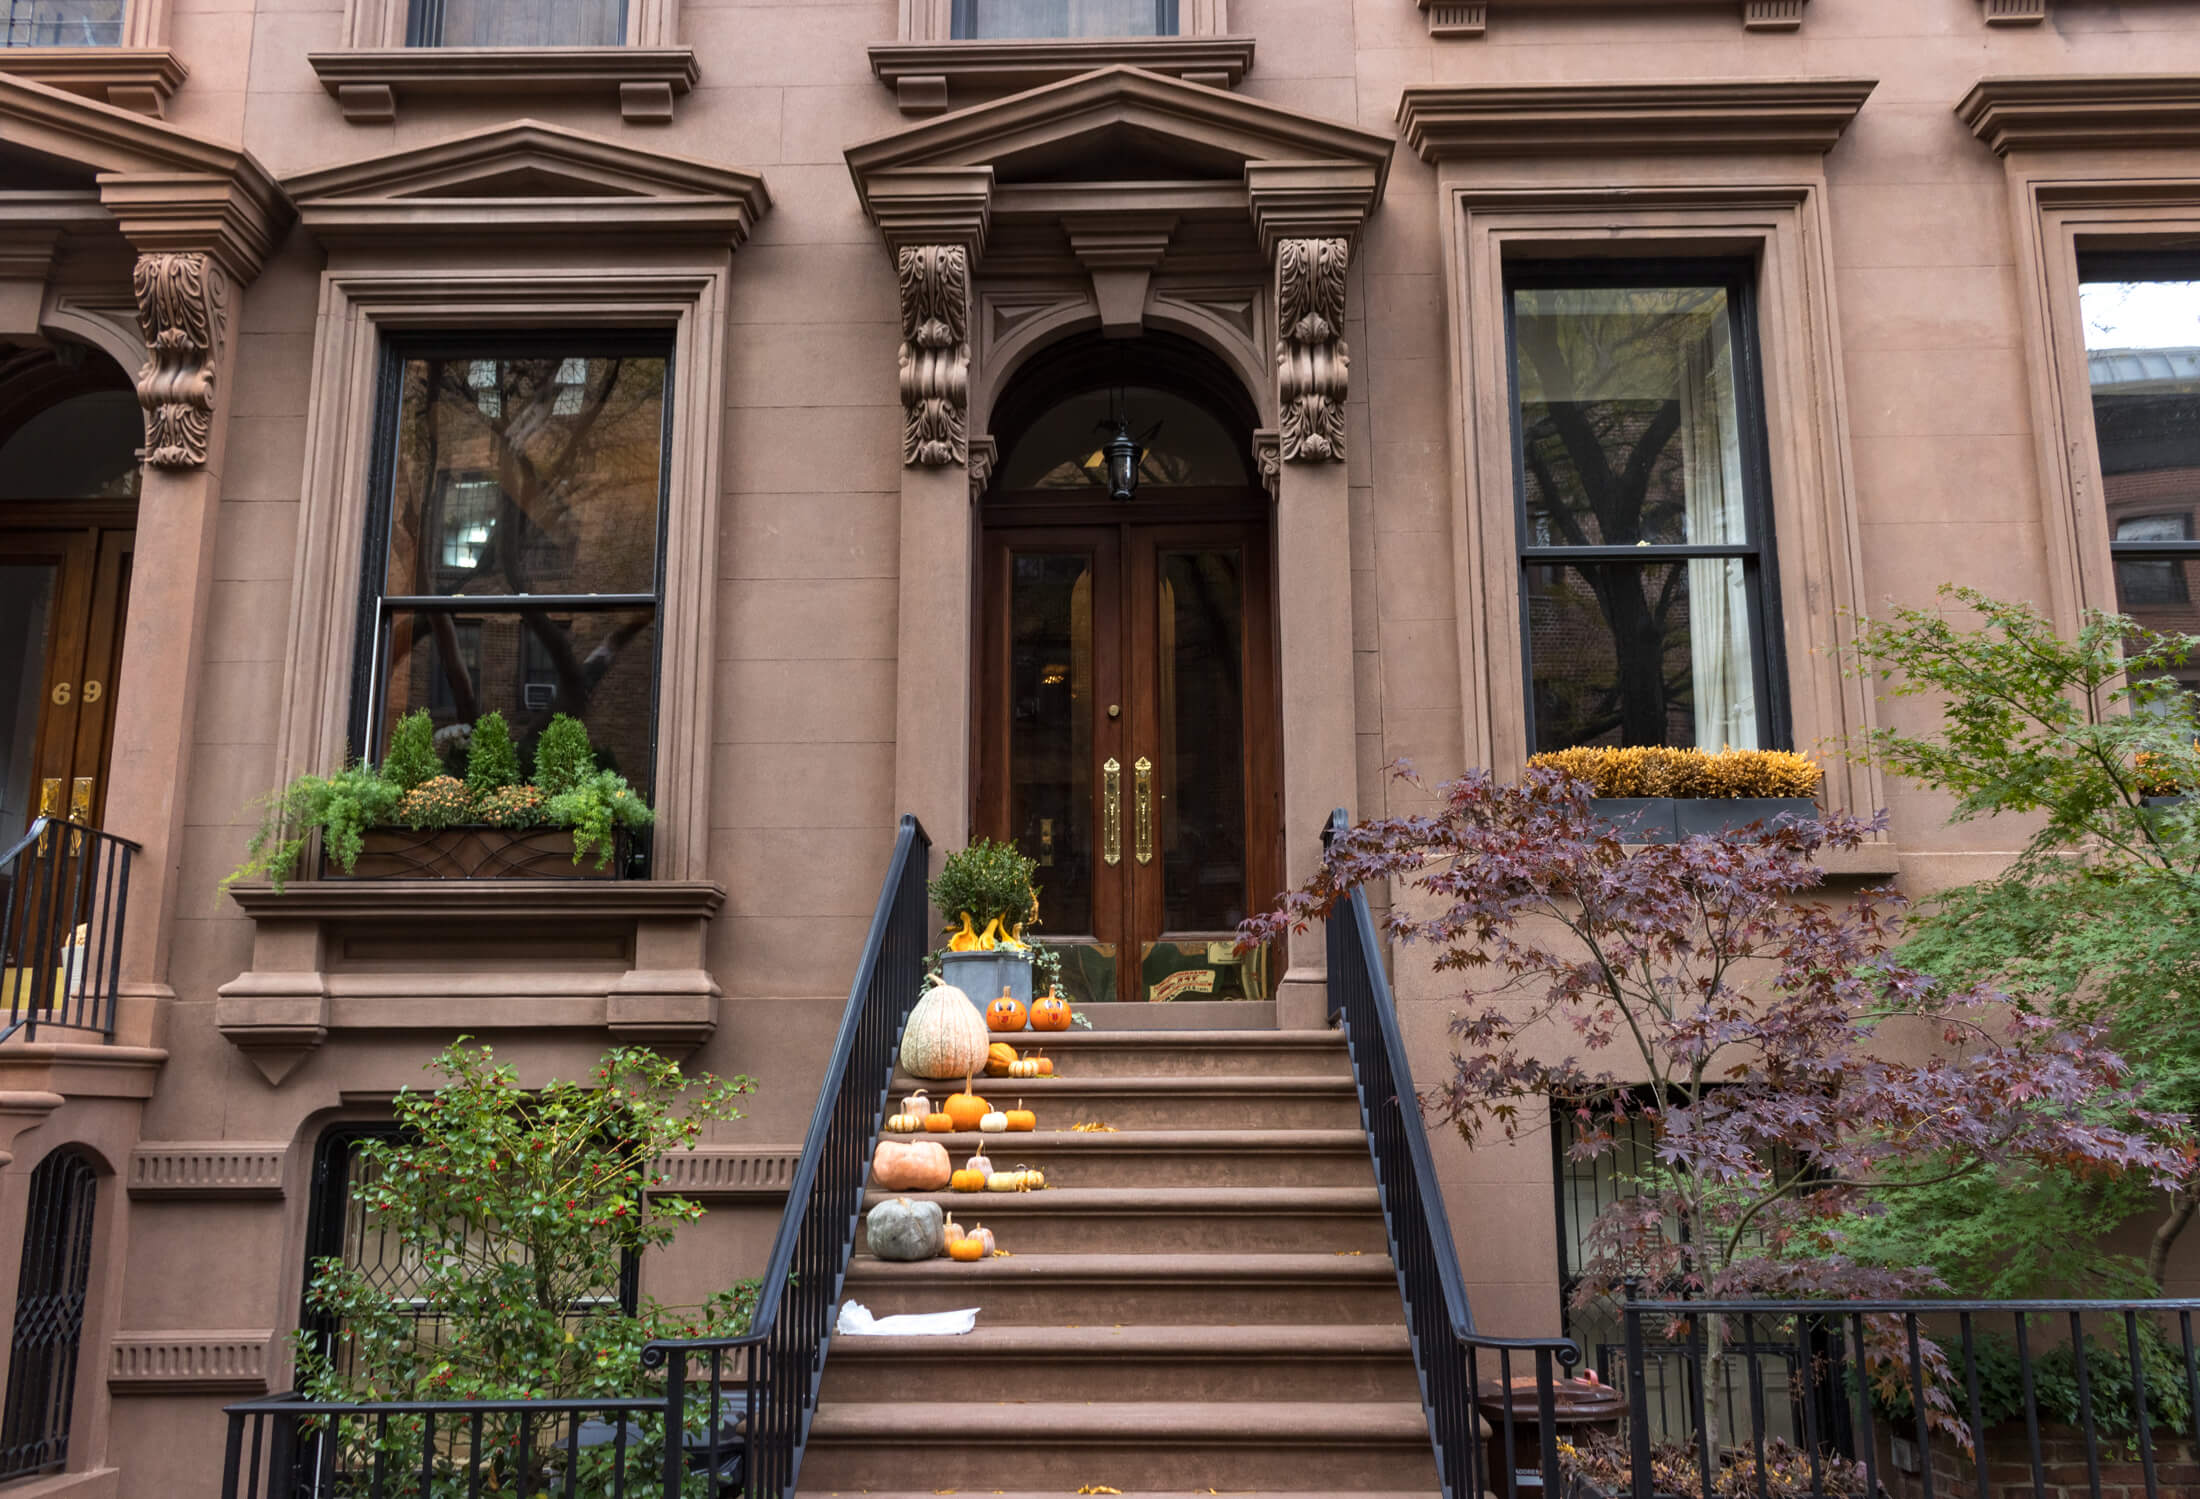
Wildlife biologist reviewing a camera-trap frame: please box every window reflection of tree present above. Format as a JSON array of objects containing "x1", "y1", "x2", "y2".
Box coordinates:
[
  {"x1": 402, "y1": 356, "x2": 658, "y2": 740},
  {"x1": 1515, "y1": 290, "x2": 1726, "y2": 747}
]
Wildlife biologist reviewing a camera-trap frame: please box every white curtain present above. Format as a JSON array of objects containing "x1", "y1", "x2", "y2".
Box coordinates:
[{"x1": 1678, "y1": 319, "x2": 1759, "y2": 751}]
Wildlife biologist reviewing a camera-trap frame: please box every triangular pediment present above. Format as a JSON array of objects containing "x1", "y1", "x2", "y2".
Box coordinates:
[
  {"x1": 286, "y1": 119, "x2": 764, "y2": 206},
  {"x1": 847, "y1": 66, "x2": 1392, "y2": 210}
]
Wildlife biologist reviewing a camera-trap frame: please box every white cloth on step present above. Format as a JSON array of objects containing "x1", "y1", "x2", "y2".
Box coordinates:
[{"x1": 834, "y1": 1300, "x2": 978, "y2": 1336}]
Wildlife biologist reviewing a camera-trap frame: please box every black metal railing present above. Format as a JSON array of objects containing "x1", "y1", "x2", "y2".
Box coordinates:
[
  {"x1": 1323, "y1": 809, "x2": 1582, "y2": 1499},
  {"x1": 1613, "y1": 1294, "x2": 2200, "y2": 1499},
  {"x1": 220, "y1": 813, "x2": 932, "y2": 1499},
  {"x1": 0, "y1": 817, "x2": 136, "y2": 1043}
]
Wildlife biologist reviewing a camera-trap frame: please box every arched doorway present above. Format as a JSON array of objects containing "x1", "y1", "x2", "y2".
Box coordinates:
[
  {"x1": 977, "y1": 333, "x2": 1280, "y2": 1008},
  {"x1": 0, "y1": 344, "x2": 140, "y2": 838}
]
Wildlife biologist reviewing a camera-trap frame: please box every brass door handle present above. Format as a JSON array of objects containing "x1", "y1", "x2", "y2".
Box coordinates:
[
  {"x1": 1102, "y1": 758, "x2": 1122, "y2": 867},
  {"x1": 1133, "y1": 756, "x2": 1154, "y2": 866},
  {"x1": 38, "y1": 779, "x2": 60, "y2": 853},
  {"x1": 69, "y1": 778, "x2": 93, "y2": 850}
]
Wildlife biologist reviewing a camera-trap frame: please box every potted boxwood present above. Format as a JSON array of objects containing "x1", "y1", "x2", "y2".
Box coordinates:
[
  {"x1": 929, "y1": 838, "x2": 1041, "y2": 1012},
  {"x1": 1525, "y1": 746, "x2": 1823, "y2": 843},
  {"x1": 226, "y1": 710, "x2": 654, "y2": 892}
]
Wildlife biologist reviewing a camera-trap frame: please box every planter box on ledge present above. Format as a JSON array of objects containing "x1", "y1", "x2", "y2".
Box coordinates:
[
  {"x1": 320, "y1": 826, "x2": 637, "y2": 881},
  {"x1": 1590, "y1": 797, "x2": 1819, "y2": 843},
  {"x1": 942, "y1": 947, "x2": 1033, "y2": 1013}
]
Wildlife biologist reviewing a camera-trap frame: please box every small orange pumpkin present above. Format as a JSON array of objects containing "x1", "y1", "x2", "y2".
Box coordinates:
[
  {"x1": 984, "y1": 1041, "x2": 1019, "y2": 1077},
  {"x1": 948, "y1": 1235, "x2": 985, "y2": 1261},
  {"x1": 986, "y1": 990, "x2": 1029, "y2": 1032},
  {"x1": 943, "y1": 1080, "x2": 991, "y2": 1132},
  {"x1": 923, "y1": 1112, "x2": 955, "y2": 1134},
  {"x1": 1029, "y1": 992, "x2": 1072, "y2": 1032},
  {"x1": 1005, "y1": 1102, "x2": 1036, "y2": 1132},
  {"x1": 1033, "y1": 1053, "x2": 1055, "y2": 1077},
  {"x1": 949, "y1": 1167, "x2": 986, "y2": 1192}
]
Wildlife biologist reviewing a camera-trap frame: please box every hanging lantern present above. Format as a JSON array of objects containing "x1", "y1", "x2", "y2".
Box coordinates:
[{"x1": 1104, "y1": 419, "x2": 1143, "y2": 502}]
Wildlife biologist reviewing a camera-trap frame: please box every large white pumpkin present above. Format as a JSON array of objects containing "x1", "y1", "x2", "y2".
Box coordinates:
[{"x1": 900, "y1": 979, "x2": 990, "y2": 1080}]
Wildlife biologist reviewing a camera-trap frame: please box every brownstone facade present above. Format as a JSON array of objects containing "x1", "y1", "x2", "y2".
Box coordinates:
[{"x1": 1, "y1": 1, "x2": 2199, "y2": 1493}]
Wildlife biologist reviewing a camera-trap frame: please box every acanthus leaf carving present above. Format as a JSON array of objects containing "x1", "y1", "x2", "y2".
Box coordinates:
[
  {"x1": 897, "y1": 243, "x2": 971, "y2": 468},
  {"x1": 131, "y1": 251, "x2": 228, "y2": 471},
  {"x1": 1274, "y1": 237, "x2": 1348, "y2": 464}
]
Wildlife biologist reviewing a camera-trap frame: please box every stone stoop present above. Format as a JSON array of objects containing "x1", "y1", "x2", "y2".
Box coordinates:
[{"x1": 800, "y1": 1028, "x2": 1444, "y2": 1497}]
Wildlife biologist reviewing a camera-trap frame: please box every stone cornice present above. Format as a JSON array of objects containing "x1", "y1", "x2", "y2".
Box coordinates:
[
  {"x1": 868, "y1": 36, "x2": 1254, "y2": 116},
  {"x1": 108, "y1": 1332, "x2": 274, "y2": 1394},
  {"x1": 305, "y1": 47, "x2": 701, "y2": 126},
  {"x1": 1245, "y1": 160, "x2": 1381, "y2": 253},
  {"x1": 0, "y1": 47, "x2": 187, "y2": 116},
  {"x1": 1419, "y1": 0, "x2": 1808, "y2": 36},
  {"x1": 97, "y1": 171, "x2": 290, "y2": 284},
  {"x1": 127, "y1": 1143, "x2": 289, "y2": 1199},
  {"x1": 863, "y1": 164, "x2": 994, "y2": 253},
  {"x1": 0, "y1": 1043, "x2": 164, "y2": 1102},
  {"x1": 651, "y1": 1146, "x2": 802, "y2": 1198},
  {"x1": 1397, "y1": 77, "x2": 1876, "y2": 160},
  {"x1": 1957, "y1": 74, "x2": 2200, "y2": 156}
]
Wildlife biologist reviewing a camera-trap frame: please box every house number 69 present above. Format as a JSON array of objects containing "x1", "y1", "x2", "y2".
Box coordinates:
[{"x1": 49, "y1": 682, "x2": 99, "y2": 706}]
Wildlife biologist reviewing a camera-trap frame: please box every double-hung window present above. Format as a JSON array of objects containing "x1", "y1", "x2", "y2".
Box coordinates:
[
  {"x1": 1505, "y1": 263, "x2": 1785, "y2": 754},
  {"x1": 2, "y1": 0, "x2": 121, "y2": 45},
  {"x1": 405, "y1": 0, "x2": 624, "y2": 47},
  {"x1": 949, "y1": 0, "x2": 1177, "y2": 38},
  {"x1": 2077, "y1": 255, "x2": 2200, "y2": 668},
  {"x1": 351, "y1": 337, "x2": 670, "y2": 803}
]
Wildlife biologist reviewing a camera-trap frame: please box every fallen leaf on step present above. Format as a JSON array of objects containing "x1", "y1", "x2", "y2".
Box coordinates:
[
  {"x1": 991, "y1": 1249, "x2": 1014, "y2": 1257},
  {"x1": 1335, "y1": 1249, "x2": 1364, "y2": 1256},
  {"x1": 1074, "y1": 1487, "x2": 1123, "y2": 1495},
  {"x1": 1070, "y1": 1121, "x2": 1118, "y2": 1132}
]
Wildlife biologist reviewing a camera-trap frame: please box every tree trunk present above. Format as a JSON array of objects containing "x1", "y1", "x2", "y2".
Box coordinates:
[{"x1": 2148, "y1": 1185, "x2": 2195, "y2": 1289}]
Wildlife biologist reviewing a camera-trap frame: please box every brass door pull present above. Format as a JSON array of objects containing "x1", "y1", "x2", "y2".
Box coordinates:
[
  {"x1": 1133, "y1": 756, "x2": 1154, "y2": 866},
  {"x1": 38, "y1": 778, "x2": 60, "y2": 853},
  {"x1": 69, "y1": 778, "x2": 93, "y2": 850},
  {"x1": 1102, "y1": 758, "x2": 1122, "y2": 867}
]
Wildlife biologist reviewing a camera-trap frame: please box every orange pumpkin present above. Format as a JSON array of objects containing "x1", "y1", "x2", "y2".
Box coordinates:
[
  {"x1": 986, "y1": 990, "x2": 1029, "y2": 1032},
  {"x1": 984, "y1": 1041, "x2": 1019, "y2": 1077},
  {"x1": 1005, "y1": 1103, "x2": 1036, "y2": 1132},
  {"x1": 949, "y1": 1168, "x2": 987, "y2": 1192},
  {"x1": 1029, "y1": 993, "x2": 1072, "y2": 1032},
  {"x1": 942, "y1": 1082, "x2": 991, "y2": 1132},
  {"x1": 948, "y1": 1235, "x2": 986, "y2": 1261},
  {"x1": 923, "y1": 1112, "x2": 955, "y2": 1134},
  {"x1": 1034, "y1": 1054, "x2": 1055, "y2": 1077}
]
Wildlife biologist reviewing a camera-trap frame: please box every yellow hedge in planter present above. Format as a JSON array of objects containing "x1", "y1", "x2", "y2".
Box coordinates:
[{"x1": 1525, "y1": 746, "x2": 1823, "y2": 800}]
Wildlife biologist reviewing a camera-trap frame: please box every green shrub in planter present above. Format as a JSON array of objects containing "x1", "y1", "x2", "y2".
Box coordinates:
[
  {"x1": 532, "y1": 712, "x2": 598, "y2": 797},
  {"x1": 464, "y1": 709, "x2": 523, "y2": 797},
  {"x1": 545, "y1": 768, "x2": 654, "y2": 869},
  {"x1": 381, "y1": 708, "x2": 443, "y2": 793},
  {"x1": 223, "y1": 761, "x2": 404, "y2": 895}
]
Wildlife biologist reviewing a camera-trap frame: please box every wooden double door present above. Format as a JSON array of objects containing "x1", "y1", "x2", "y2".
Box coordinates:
[
  {"x1": 0, "y1": 512, "x2": 133, "y2": 840},
  {"x1": 978, "y1": 499, "x2": 1281, "y2": 1006}
]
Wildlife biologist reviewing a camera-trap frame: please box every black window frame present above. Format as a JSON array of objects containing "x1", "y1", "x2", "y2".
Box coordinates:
[
  {"x1": 2076, "y1": 250, "x2": 2200, "y2": 602},
  {"x1": 0, "y1": 1147, "x2": 97, "y2": 1482},
  {"x1": 347, "y1": 331, "x2": 675, "y2": 800},
  {"x1": 949, "y1": 0, "x2": 1178, "y2": 39},
  {"x1": 1502, "y1": 257, "x2": 1790, "y2": 755},
  {"x1": 405, "y1": 0, "x2": 627, "y2": 46}
]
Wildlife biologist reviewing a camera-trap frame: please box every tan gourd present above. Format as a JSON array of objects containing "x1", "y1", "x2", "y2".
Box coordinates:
[
  {"x1": 899, "y1": 978, "x2": 990, "y2": 1081},
  {"x1": 885, "y1": 1112, "x2": 922, "y2": 1134},
  {"x1": 968, "y1": 1222, "x2": 997, "y2": 1255},
  {"x1": 900, "y1": 1089, "x2": 933, "y2": 1121},
  {"x1": 1008, "y1": 1057, "x2": 1040, "y2": 1079}
]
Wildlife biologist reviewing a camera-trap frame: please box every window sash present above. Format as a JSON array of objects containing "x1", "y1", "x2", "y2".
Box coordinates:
[
  {"x1": 1503, "y1": 261, "x2": 1787, "y2": 754},
  {"x1": 406, "y1": 0, "x2": 627, "y2": 46},
  {"x1": 949, "y1": 0, "x2": 1177, "y2": 38}
]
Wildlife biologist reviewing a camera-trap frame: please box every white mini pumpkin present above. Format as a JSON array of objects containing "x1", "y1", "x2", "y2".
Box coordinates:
[
  {"x1": 900, "y1": 979, "x2": 990, "y2": 1080},
  {"x1": 979, "y1": 1110, "x2": 1008, "y2": 1133}
]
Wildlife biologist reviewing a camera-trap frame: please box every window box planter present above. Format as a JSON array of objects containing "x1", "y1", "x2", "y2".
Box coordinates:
[
  {"x1": 1591, "y1": 798, "x2": 1819, "y2": 843},
  {"x1": 318, "y1": 826, "x2": 639, "y2": 881}
]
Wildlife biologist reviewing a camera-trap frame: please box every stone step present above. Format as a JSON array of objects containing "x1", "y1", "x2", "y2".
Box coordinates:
[
  {"x1": 888, "y1": 1073, "x2": 1362, "y2": 1129},
  {"x1": 857, "y1": 1186, "x2": 1389, "y2": 1254},
  {"x1": 839, "y1": 1250, "x2": 1405, "y2": 1325},
  {"x1": 870, "y1": 1126, "x2": 1374, "y2": 1187},
  {"x1": 949, "y1": 1028, "x2": 1351, "y2": 1077},
  {"x1": 799, "y1": 1399, "x2": 1441, "y2": 1493},
  {"x1": 817, "y1": 1322, "x2": 1423, "y2": 1403}
]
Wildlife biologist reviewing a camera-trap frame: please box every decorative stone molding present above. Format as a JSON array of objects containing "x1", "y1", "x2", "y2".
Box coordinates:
[
  {"x1": 1956, "y1": 75, "x2": 2200, "y2": 156},
  {"x1": 1418, "y1": 0, "x2": 1807, "y2": 36},
  {"x1": 1064, "y1": 213, "x2": 1178, "y2": 337},
  {"x1": 305, "y1": 48, "x2": 701, "y2": 124},
  {"x1": 652, "y1": 1147, "x2": 801, "y2": 1199},
  {"x1": 1982, "y1": 0, "x2": 2047, "y2": 21},
  {"x1": 968, "y1": 434, "x2": 997, "y2": 498},
  {"x1": 1397, "y1": 78, "x2": 1876, "y2": 159},
  {"x1": 219, "y1": 883, "x2": 727, "y2": 1083},
  {"x1": 0, "y1": 1046, "x2": 164, "y2": 1125},
  {"x1": 108, "y1": 1333, "x2": 274, "y2": 1394},
  {"x1": 0, "y1": 1092, "x2": 63, "y2": 1168},
  {"x1": 898, "y1": 243, "x2": 973, "y2": 468},
  {"x1": 127, "y1": 1143, "x2": 287, "y2": 1199},
  {"x1": 0, "y1": 48, "x2": 188, "y2": 116},
  {"x1": 1251, "y1": 429, "x2": 1280, "y2": 497},
  {"x1": 869, "y1": 37, "x2": 1255, "y2": 115},
  {"x1": 1274, "y1": 237, "x2": 1348, "y2": 464},
  {"x1": 129, "y1": 250, "x2": 225, "y2": 470}
]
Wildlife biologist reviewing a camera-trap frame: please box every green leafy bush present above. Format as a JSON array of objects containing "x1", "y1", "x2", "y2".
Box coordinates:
[
  {"x1": 295, "y1": 1040, "x2": 756, "y2": 1495},
  {"x1": 464, "y1": 710, "x2": 523, "y2": 797},
  {"x1": 544, "y1": 769, "x2": 654, "y2": 869},
  {"x1": 532, "y1": 713, "x2": 598, "y2": 798},
  {"x1": 929, "y1": 839, "x2": 1040, "y2": 936},
  {"x1": 382, "y1": 709, "x2": 444, "y2": 792},
  {"x1": 224, "y1": 762, "x2": 404, "y2": 894}
]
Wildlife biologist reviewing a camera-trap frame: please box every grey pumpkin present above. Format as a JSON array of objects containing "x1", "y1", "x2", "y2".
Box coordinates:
[{"x1": 865, "y1": 1196, "x2": 946, "y2": 1262}]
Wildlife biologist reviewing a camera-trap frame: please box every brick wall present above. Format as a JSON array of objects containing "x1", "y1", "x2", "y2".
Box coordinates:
[{"x1": 1878, "y1": 1421, "x2": 2200, "y2": 1499}]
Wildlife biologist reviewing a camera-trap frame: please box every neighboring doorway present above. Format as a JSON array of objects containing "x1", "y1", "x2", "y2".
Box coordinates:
[
  {"x1": 0, "y1": 347, "x2": 140, "y2": 840},
  {"x1": 976, "y1": 335, "x2": 1280, "y2": 1007}
]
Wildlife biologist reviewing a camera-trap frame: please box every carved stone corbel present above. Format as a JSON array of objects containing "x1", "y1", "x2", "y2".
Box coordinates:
[
  {"x1": 130, "y1": 250, "x2": 228, "y2": 470},
  {"x1": 1251, "y1": 429, "x2": 1280, "y2": 497},
  {"x1": 897, "y1": 243, "x2": 971, "y2": 468},
  {"x1": 968, "y1": 434, "x2": 998, "y2": 499},
  {"x1": 1274, "y1": 236, "x2": 1349, "y2": 463}
]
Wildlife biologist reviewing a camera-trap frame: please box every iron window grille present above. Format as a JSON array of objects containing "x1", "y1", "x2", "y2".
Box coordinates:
[
  {"x1": 0, "y1": 1149, "x2": 97, "y2": 1481},
  {"x1": 1503, "y1": 260, "x2": 1789, "y2": 754}
]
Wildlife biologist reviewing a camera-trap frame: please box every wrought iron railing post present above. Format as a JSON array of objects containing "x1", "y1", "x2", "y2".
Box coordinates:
[
  {"x1": 1622, "y1": 1288, "x2": 1653, "y2": 1499},
  {"x1": 661, "y1": 1348, "x2": 686, "y2": 1498},
  {"x1": 0, "y1": 819, "x2": 138, "y2": 1044}
]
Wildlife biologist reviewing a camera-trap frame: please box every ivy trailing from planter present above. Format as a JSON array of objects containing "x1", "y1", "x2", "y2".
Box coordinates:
[{"x1": 225, "y1": 710, "x2": 655, "y2": 892}]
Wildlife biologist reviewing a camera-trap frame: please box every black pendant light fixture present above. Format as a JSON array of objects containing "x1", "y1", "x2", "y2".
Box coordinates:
[{"x1": 1103, "y1": 415, "x2": 1143, "y2": 502}]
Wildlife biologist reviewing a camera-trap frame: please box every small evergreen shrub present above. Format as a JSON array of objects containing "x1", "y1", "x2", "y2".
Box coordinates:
[
  {"x1": 1524, "y1": 745, "x2": 1823, "y2": 799},
  {"x1": 464, "y1": 710, "x2": 523, "y2": 797},
  {"x1": 532, "y1": 713, "x2": 597, "y2": 798},
  {"x1": 398, "y1": 775, "x2": 475, "y2": 830},
  {"x1": 381, "y1": 709, "x2": 442, "y2": 792},
  {"x1": 929, "y1": 838, "x2": 1040, "y2": 935}
]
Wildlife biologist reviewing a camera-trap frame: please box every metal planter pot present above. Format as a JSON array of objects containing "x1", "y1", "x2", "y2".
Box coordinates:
[
  {"x1": 1672, "y1": 797, "x2": 1819, "y2": 838},
  {"x1": 940, "y1": 948, "x2": 1034, "y2": 1016}
]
